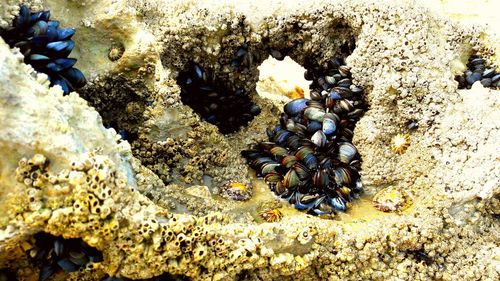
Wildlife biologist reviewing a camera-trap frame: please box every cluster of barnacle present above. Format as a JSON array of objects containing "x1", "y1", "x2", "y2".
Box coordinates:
[
  {"x1": 242, "y1": 57, "x2": 366, "y2": 216},
  {"x1": 28, "y1": 232, "x2": 103, "y2": 281},
  {"x1": 0, "y1": 5, "x2": 86, "y2": 94},
  {"x1": 177, "y1": 63, "x2": 261, "y2": 134},
  {"x1": 115, "y1": 214, "x2": 232, "y2": 278},
  {"x1": 455, "y1": 56, "x2": 499, "y2": 89}
]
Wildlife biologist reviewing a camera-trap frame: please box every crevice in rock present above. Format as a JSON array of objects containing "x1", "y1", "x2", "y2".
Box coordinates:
[
  {"x1": 79, "y1": 75, "x2": 148, "y2": 143},
  {"x1": 455, "y1": 55, "x2": 499, "y2": 89},
  {"x1": 176, "y1": 62, "x2": 261, "y2": 134},
  {"x1": 29, "y1": 232, "x2": 103, "y2": 281}
]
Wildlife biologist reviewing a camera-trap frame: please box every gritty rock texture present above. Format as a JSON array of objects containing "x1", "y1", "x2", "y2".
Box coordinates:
[{"x1": 0, "y1": 0, "x2": 499, "y2": 280}]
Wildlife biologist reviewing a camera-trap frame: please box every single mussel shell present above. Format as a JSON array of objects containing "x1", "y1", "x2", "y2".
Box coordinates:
[
  {"x1": 53, "y1": 239, "x2": 64, "y2": 257},
  {"x1": 312, "y1": 169, "x2": 329, "y2": 188},
  {"x1": 274, "y1": 129, "x2": 293, "y2": 145},
  {"x1": 283, "y1": 169, "x2": 299, "y2": 188},
  {"x1": 295, "y1": 146, "x2": 313, "y2": 160},
  {"x1": 258, "y1": 141, "x2": 276, "y2": 151},
  {"x1": 57, "y1": 258, "x2": 80, "y2": 272},
  {"x1": 338, "y1": 142, "x2": 357, "y2": 164},
  {"x1": 61, "y1": 67, "x2": 86, "y2": 88},
  {"x1": 339, "y1": 100, "x2": 354, "y2": 113},
  {"x1": 329, "y1": 196, "x2": 347, "y2": 211},
  {"x1": 293, "y1": 123, "x2": 308, "y2": 137},
  {"x1": 350, "y1": 85, "x2": 364, "y2": 95},
  {"x1": 284, "y1": 98, "x2": 308, "y2": 116},
  {"x1": 285, "y1": 118, "x2": 295, "y2": 131},
  {"x1": 311, "y1": 130, "x2": 327, "y2": 147},
  {"x1": 306, "y1": 100, "x2": 324, "y2": 109},
  {"x1": 285, "y1": 135, "x2": 302, "y2": 150},
  {"x1": 270, "y1": 146, "x2": 288, "y2": 159},
  {"x1": 310, "y1": 90, "x2": 322, "y2": 101},
  {"x1": 337, "y1": 78, "x2": 352, "y2": 88},
  {"x1": 265, "y1": 172, "x2": 283, "y2": 183},
  {"x1": 310, "y1": 201, "x2": 335, "y2": 215},
  {"x1": 274, "y1": 181, "x2": 287, "y2": 195},
  {"x1": 54, "y1": 28, "x2": 75, "y2": 41},
  {"x1": 347, "y1": 109, "x2": 364, "y2": 119},
  {"x1": 193, "y1": 64, "x2": 204, "y2": 80},
  {"x1": 482, "y1": 68, "x2": 496, "y2": 78},
  {"x1": 241, "y1": 149, "x2": 262, "y2": 160},
  {"x1": 281, "y1": 155, "x2": 298, "y2": 168},
  {"x1": 39, "y1": 265, "x2": 57, "y2": 281},
  {"x1": 17, "y1": 5, "x2": 31, "y2": 29},
  {"x1": 270, "y1": 49, "x2": 284, "y2": 60},
  {"x1": 293, "y1": 162, "x2": 311, "y2": 180},
  {"x1": 68, "y1": 250, "x2": 88, "y2": 266},
  {"x1": 261, "y1": 163, "x2": 282, "y2": 175},
  {"x1": 295, "y1": 194, "x2": 323, "y2": 210},
  {"x1": 322, "y1": 116, "x2": 337, "y2": 136},
  {"x1": 304, "y1": 107, "x2": 325, "y2": 122},
  {"x1": 339, "y1": 65, "x2": 351, "y2": 77},
  {"x1": 466, "y1": 71, "x2": 482, "y2": 85},
  {"x1": 251, "y1": 157, "x2": 274, "y2": 169},
  {"x1": 325, "y1": 75, "x2": 336, "y2": 85},
  {"x1": 307, "y1": 120, "x2": 322, "y2": 133}
]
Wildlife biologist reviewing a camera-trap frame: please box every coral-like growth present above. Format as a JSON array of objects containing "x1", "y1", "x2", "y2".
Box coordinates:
[
  {"x1": 0, "y1": 5, "x2": 86, "y2": 94},
  {"x1": 242, "y1": 57, "x2": 366, "y2": 216}
]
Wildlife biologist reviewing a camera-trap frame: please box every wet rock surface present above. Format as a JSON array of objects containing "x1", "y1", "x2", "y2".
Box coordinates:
[{"x1": 0, "y1": 0, "x2": 499, "y2": 280}]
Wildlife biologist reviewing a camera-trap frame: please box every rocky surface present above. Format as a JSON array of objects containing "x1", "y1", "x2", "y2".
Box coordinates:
[{"x1": 0, "y1": 0, "x2": 498, "y2": 280}]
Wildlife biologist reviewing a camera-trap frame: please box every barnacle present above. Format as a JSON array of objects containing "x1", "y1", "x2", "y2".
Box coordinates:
[
  {"x1": 373, "y1": 186, "x2": 412, "y2": 212},
  {"x1": 391, "y1": 133, "x2": 410, "y2": 154},
  {"x1": 260, "y1": 208, "x2": 283, "y2": 222},
  {"x1": 0, "y1": 5, "x2": 86, "y2": 94},
  {"x1": 242, "y1": 57, "x2": 367, "y2": 216},
  {"x1": 221, "y1": 181, "x2": 252, "y2": 201}
]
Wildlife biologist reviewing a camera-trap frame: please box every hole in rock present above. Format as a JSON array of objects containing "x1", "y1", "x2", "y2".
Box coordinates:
[
  {"x1": 80, "y1": 76, "x2": 145, "y2": 143},
  {"x1": 455, "y1": 55, "x2": 499, "y2": 89},
  {"x1": 242, "y1": 55, "x2": 369, "y2": 217},
  {"x1": 0, "y1": 268, "x2": 17, "y2": 281},
  {"x1": 29, "y1": 232, "x2": 103, "y2": 281},
  {"x1": 177, "y1": 63, "x2": 261, "y2": 134}
]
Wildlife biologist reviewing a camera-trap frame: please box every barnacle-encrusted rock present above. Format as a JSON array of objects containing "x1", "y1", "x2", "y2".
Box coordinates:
[{"x1": 1, "y1": 0, "x2": 499, "y2": 280}]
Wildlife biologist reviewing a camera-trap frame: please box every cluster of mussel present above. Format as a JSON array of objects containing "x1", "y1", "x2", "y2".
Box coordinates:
[
  {"x1": 30, "y1": 232, "x2": 103, "y2": 281},
  {"x1": 242, "y1": 57, "x2": 366, "y2": 216},
  {"x1": 177, "y1": 63, "x2": 260, "y2": 134},
  {"x1": 0, "y1": 5, "x2": 86, "y2": 94},
  {"x1": 455, "y1": 56, "x2": 500, "y2": 89}
]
